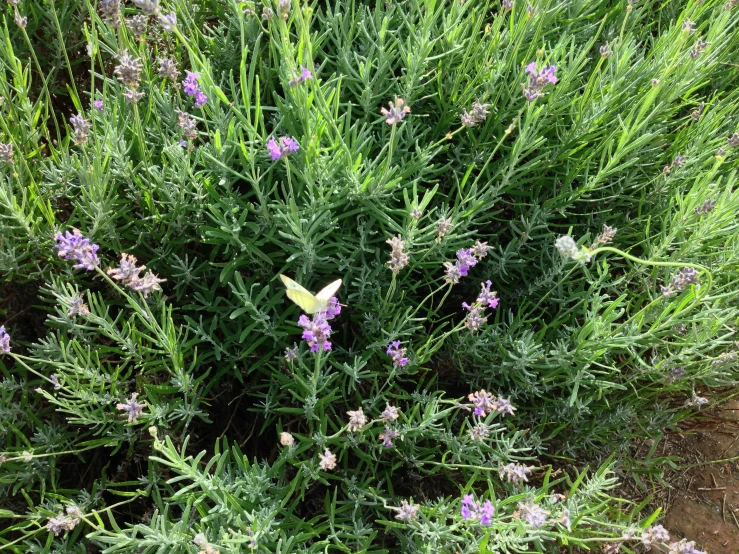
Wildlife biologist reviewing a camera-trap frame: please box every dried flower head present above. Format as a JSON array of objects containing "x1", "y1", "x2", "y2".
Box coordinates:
[
  {"x1": 514, "y1": 501, "x2": 548, "y2": 528},
  {"x1": 114, "y1": 51, "x2": 143, "y2": 89},
  {"x1": 381, "y1": 97, "x2": 411, "y2": 125},
  {"x1": 393, "y1": 500, "x2": 419, "y2": 522},
  {"x1": 267, "y1": 136, "x2": 299, "y2": 160},
  {"x1": 461, "y1": 101, "x2": 490, "y2": 127},
  {"x1": 108, "y1": 253, "x2": 145, "y2": 282},
  {"x1": 386, "y1": 235, "x2": 409, "y2": 274},
  {"x1": 502, "y1": 0, "x2": 513, "y2": 10},
  {"x1": 469, "y1": 423, "x2": 489, "y2": 442},
  {"x1": 131, "y1": 0, "x2": 160, "y2": 15},
  {"x1": 690, "y1": 102, "x2": 704, "y2": 121},
  {"x1": 130, "y1": 271, "x2": 166, "y2": 297},
  {"x1": 681, "y1": 19, "x2": 695, "y2": 33},
  {"x1": 689, "y1": 39, "x2": 708, "y2": 59},
  {"x1": 684, "y1": 394, "x2": 708, "y2": 408},
  {"x1": 46, "y1": 506, "x2": 82, "y2": 536},
  {"x1": 347, "y1": 407, "x2": 367, "y2": 432},
  {"x1": 410, "y1": 208, "x2": 423, "y2": 219},
  {"x1": 727, "y1": 133, "x2": 739, "y2": 148},
  {"x1": 665, "y1": 366, "x2": 687, "y2": 383},
  {"x1": 69, "y1": 114, "x2": 91, "y2": 145},
  {"x1": 470, "y1": 240, "x2": 491, "y2": 259},
  {"x1": 381, "y1": 404, "x2": 400, "y2": 423},
  {"x1": 600, "y1": 43, "x2": 613, "y2": 57},
  {"x1": 554, "y1": 235, "x2": 591, "y2": 264},
  {"x1": 435, "y1": 217, "x2": 453, "y2": 239},
  {"x1": 177, "y1": 110, "x2": 198, "y2": 141},
  {"x1": 55, "y1": 229, "x2": 100, "y2": 270},
  {"x1": 68, "y1": 295, "x2": 90, "y2": 317},
  {"x1": 0, "y1": 142, "x2": 13, "y2": 165},
  {"x1": 318, "y1": 448, "x2": 337, "y2": 470},
  {"x1": 123, "y1": 89, "x2": 145, "y2": 104},
  {"x1": 127, "y1": 14, "x2": 148, "y2": 38},
  {"x1": 0, "y1": 326, "x2": 10, "y2": 354},
  {"x1": 13, "y1": 11, "x2": 27, "y2": 27},
  {"x1": 641, "y1": 524, "x2": 670, "y2": 549},
  {"x1": 98, "y1": 0, "x2": 122, "y2": 28},
  {"x1": 157, "y1": 57, "x2": 180, "y2": 81},
  {"x1": 694, "y1": 199, "x2": 716, "y2": 216},
  {"x1": 379, "y1": 426, "x2": 398, "y2": 447},
  {"x1": 596, "y1": 225, "x2": 617, "y2": 244},
  {"x1": 262, "y1": 6, "x2": 274, "y2": 19},
  {"x1": 499, "y1": 462, "x2": 532, "y2": 484},
  {"x1": 279, "y1": 432, "x2": 295, "y2": 446},
  {"x1": 278, "y1": 0, "x2": 290, "y2": 19},
  {"x1": 285, "y1": 346, "x2": 298, "y2": 362},
  {"x1": 668, "y1": 538, "x2": 706, "y2": 554},
  {"x1": 116, "y1": 393, "x2": 144, "y2": 422}
]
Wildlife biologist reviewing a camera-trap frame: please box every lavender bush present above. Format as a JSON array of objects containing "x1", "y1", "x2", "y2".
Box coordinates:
[{"x1": 1, "y1": 0, "x2": 738, "y2": 552}]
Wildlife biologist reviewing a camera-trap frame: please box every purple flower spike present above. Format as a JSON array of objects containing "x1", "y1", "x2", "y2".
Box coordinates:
[
  {"x1": 460, "y1": 494, "x2": 495, "y2": 526},
  {"x1": 55, "y1": 229, "x2": 100, "y2": 270},
  {"x1": 267, "y1": 136, "x2": 300, "y2": 160},
  {"x1": 194, "y1": 91, "x2": 208, "y2": 106},
  {"x1": 298, "y1": 312, "x2": 333, "y2": 352},
  {"x1": 456, "y1": 248, "x2": 478, "y2": 276},
  {"x1": 386, "y1": 340, "x2": 409, "y2": 367},
  {"x1": 522, "y1": 62, "x2": 557, "y2": 102},
  {"x1": 182, "y1": 71, "x2": 207, "y2": 106},
  {"x1": 0, "y1": 326, "x2": 10, "y2": 353},
  {"x1": 183, "y1": 72, "x2": 200, "y2": 95}
]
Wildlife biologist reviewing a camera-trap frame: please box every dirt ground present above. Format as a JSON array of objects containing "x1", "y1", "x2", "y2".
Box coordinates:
[{"x1": 635, "y1": 398, "x2": 739, "y2": 554}]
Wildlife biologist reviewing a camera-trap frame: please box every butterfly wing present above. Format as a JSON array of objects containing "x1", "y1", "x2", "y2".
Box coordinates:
[
  {"x1": 315, "y1": 279, "x2": 343, "y2": 305},
  {"x1": 280, "y1": 274, "x2": 320, "y2": 314}
]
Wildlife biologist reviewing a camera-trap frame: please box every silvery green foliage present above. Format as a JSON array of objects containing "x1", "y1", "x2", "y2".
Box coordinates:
[{"x1": 1, "y1": 0, "x2": 739, "y2": 552}]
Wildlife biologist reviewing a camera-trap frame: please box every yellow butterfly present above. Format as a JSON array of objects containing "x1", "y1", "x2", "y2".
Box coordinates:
[{"x1": 279, "y1": 274, "x2": 342, "y2": 314}]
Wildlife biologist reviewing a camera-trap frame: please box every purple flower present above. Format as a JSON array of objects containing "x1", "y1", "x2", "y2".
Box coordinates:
[
  {"x1": 55, "y1": 229, "x2": 100, "y2": 271},
  {"x1": 267, "y1": 136, "x2": 300, "y2": 160},
  {"x1": 381, "y1": 97, "x2": 411, "y2": 125},
  {"x1": 182, "y1": 71, "x2": 207, "y2": 106},
  {"x1": 456, "y1": 248, "x2": 477, "y2": 276},
  {"x1": 93, "y1": 100, "x2": 104, "y2": 112},
  {"x1": 323, "y1": 297, "x2": 341, "y2": 319},
  {"x1": 386, "y1": 340, "x2": 409, "y2": 367},
  {"x1": 160, "y1": 11, "x2": 176, "y2": 31},
  {"x1": 0, "y1": 326, "x2": 10, "y2": 353},
  {"x1": 460, "y1": 494, "x2": 495, "y2": 526},
  {"x1": 194, "y1": 90, "x2": 208, "y2": 106},
  {"x1": 525, "y1": 62, "x2": 557, "y2": 86},
  {"x1": 522, "y1": 62, "x2": 557, "y2": 102},
  {"x1": 298, "y1": 312, "x2": 333, "y2": 352},
  {"x1": 116, "y1": 393, "x2": 144, "y2": 423},
  {"x1": 289, "y1": 65, "x2": 313, "y2": 87},
  {"x1": 183, "y1": 71, "x2": 200, "y2": 95},
  {"x1": 477, "y1": 280, "x2": 499, "y2": 308}
]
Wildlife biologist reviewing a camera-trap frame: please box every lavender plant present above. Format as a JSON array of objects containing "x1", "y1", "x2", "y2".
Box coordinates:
[{"x1": 1, "y1": 0, "x2": 739, "y2": 552}]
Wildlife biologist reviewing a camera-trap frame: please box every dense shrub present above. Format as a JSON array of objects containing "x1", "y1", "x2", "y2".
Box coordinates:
[{"x1": 0, "y1": 0, "x2": 738, "y2": 552}]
